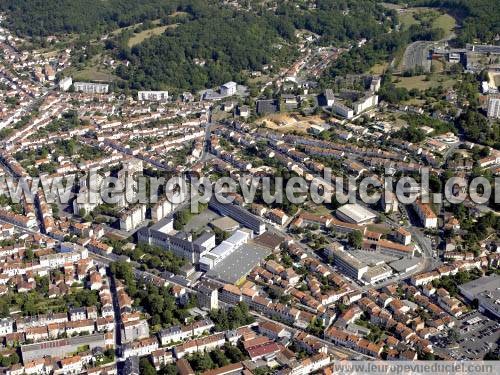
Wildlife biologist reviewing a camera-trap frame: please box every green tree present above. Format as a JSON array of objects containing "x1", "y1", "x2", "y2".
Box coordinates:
[
  {"x1": 140, "y1": 357, "x2": 157, "y2": 375},
  {"x1": 348, "y1": 230, "x2": 363, "y2": 249}
]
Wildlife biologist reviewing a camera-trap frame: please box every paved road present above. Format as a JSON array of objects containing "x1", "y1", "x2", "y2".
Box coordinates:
[{"x1": 401, "y1": 41, "x2": 432, "y2": 73}]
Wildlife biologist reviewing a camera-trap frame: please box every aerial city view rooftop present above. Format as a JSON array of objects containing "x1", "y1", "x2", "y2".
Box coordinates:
[{"x1": 0, "y1": 0, "x2": 499, "y2": 374}]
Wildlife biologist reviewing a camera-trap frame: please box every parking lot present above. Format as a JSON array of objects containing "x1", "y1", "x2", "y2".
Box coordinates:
[{"x1": 433, "y1": 311, "x2": 500, "y2": 360}]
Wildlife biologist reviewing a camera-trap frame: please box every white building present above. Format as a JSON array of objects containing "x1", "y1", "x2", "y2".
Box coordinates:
[
  {"x1": 119, "y1": 205, "x2": 147, "y2": 231},
  {"x1": 221, "y1": 81, "x2": 237, "y2": 96},
  {"x1": 138, "y1": 91, "x2": 169, "y2": 102},
  {"x1": 0, "y1": 318, "x2": 14, "y2": 336},
  {"x1": 151, "y1": 198, "x2": 174, "y2": 222},
  {"x1": 197, "y1": 283, "x2": 218, "y2": 310},
  {"x1": 336, "y1": 204, "x2": 377, "y2": 225},
  {"x1": 353, "y1": 94, "x2": 378, "y2": 115},
  {"x1": 122, "y1": 337, "x2": 159, "y2": 359},
  {"x1": 370, "y1": 77, "x2": 381, "y2": 93},
  {"x1": 362, "y1": 264, "x2": 393, "y2": 284},
  {"x1": 199, "y1": 229, "x2": 251, "y2": 271},
  {"x1": 331, "y1": 247, "x2": 368, "y2": 280},
  {"x1": 324, "y1": 89, "x2": 335, "y2": 106},
  {"x1": 59, "y1": 77, "x2": 73, "y2": 91},
  {"x1": 394, "y1": 227, "x2": 411, "y2": 246},
  {"x1": 74, "y1": 82, "x2": 109, "y2": 94},
  {"x1": 412, "y1": 201, "x2": 437, "y2": 228},
  {"x1": 382, "y1": 191, "x2": 398, "y2": 214},
  {"x1": 39, "y1": 247, "x2": 88, "y2": 269},
  {"x1": 332, "y1": 102, "x2": 354, "y2": 119}
]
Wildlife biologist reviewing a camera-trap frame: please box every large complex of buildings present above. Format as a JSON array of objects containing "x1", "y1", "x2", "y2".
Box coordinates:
[{"x1": 137, "y1": 215, "x2": 214, "y2": 263}]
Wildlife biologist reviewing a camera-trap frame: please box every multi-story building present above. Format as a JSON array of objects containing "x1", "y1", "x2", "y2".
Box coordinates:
[
  {"x1": 122, "y1": 337, "x2": 159, "y2": 359},
  {"x1": 196, "y1": 282, "x2": 219, "y2": 311},
  {"x1": 331, "y1": 247, "x2": 368, "y2": 280},
  {"x1": 208, "y1": 198, "x2": 265, "y2": 235},
  {"x1": 324, "y1": 89, "x2": 335, "y2": 106},
  {"x1": 138, "y1": 91, "x2": 169, "y2": 102},
  {"x1": 0, "y1": 318, "x2": 14, "y2": 336},
  {"x1": 151, "y1": 198, "x2": 174, "y2": 222},
  {"x1": 394, "y1": 227, "x2": 411, "y2": 245},
  {"x1": 74, "y1": 82, "x2": 109, "y2": 94},
  {"x1": 39, "y1": 247, "x2": 88, "y2": 269},
  {"x1": 267, "y1": 208, "x2": 288, "y2": 226},
  {"x1": 220, "y1": 82, "x2": 237, "y2": 96},
  {"x1": 412, "y1": 200, "x2": 437, "y2": 228},
  {"x1": 59, "y1": 77, "x2": 73, "y2": 91},
  {"x1": 199, "y1": 229, "x2": 251, "y2": 271},
  {"x1": 332, "y1": 102, "x2": 354, "y2": 119},
  {"x1": 353, "y1": 94, "x2": 378, "y2": 114},
  {"x1": 121, "y1": 320, "x2": 150, "y2": 344},
  {"x1": 382, "y1": 191, "x2": 398, "y2": 214},
  {"x1": 119, "y1": 204, "x2": 146, "y2": 231},
  {"x1": 137, "y1": 216, "x2": 208, "y2": 263}
]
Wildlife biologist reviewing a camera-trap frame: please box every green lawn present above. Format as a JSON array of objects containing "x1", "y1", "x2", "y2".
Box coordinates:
[
  {"x1": 433, "y1": 13, "x2": 456, "y2": 38},
  {"x1": 399, "y1": 8, "x2": 455, "y2": 38},
  {"x1": 394, "y1": 74, "x2": 455, "y2": 91},
  {"x1": 72, "y1": 67, "x2": 119, "y2": 82},
  {"x1": 367, "y1": 224, "x2": 392, "y2": 235},
  {"x1": 128, "y1": 25, "x2": 176, "y2": 47},
  {"x1": 369, "y1": 62, "x2": 389, "y2": 75}
]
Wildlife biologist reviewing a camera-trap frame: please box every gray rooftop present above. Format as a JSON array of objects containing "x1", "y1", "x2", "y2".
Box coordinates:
[
  {"x1": 389, "y1": 257, "x2": 421, "y2": 273},
  {"x1": 206, "y1": 242, "x2": 271, "y2": 284}
]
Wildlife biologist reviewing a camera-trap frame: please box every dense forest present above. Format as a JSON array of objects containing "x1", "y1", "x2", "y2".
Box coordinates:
[
  {"x1": 0, "y1": 0, "x2": 188, "y2": 37},
  {"x1": 114, "y1": 0, "x2": 391, "y2": 91},
  {"x1": 0, "y1": 0, "x2": 392, "y2": 91},
  {"x1": 115, "y1": 5, "x2": 294, "y2": 91}
]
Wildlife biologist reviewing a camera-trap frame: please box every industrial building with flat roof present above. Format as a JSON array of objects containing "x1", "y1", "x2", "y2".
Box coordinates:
[
  {"x1": 459, "y1": 275, "x2": 500, "y2": 319},
  {"x1": 199, "y1": 229, "x2": 252, "y2": 271},
  {"x1": 335, "y1": 204, "x2": 377, "y2": 225},
  {"x1": 206, "y1": 243, "x2": 272, "y2": 285}
]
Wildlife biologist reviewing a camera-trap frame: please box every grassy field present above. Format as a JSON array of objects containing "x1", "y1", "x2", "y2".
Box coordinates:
[
  {"x1": 433, "y1": 13, "x2": 456, "y2": 37},
  {"x1": 380, "y1": 2, "x2": 403, "y2": 10},
  {"x1": 399, "y1": 8, "x2": 455, "y2": 38},
  {"x1": 432, "y1": 59, "x2": 446, "y2": 73},
  {"x1": 367, "y1": 223, "x2": 392, "y2": 235},
  {"x1": 307, "y1": 204, "x2": 333, "y2": 216},
  {"x1": 71, "y1": 66, "x2": 119, "y2": 82},
  {"x1": 402, "y1": 98, "x2": 427, "y2": 106},
  {"x1": 128, "y1": 25, "x2": 175, "y2": 47},
  {"x1": 369, "y1": 62, "x2": 389, "y2": 75},
  {"x1": 399, "y1": 10, "x2": 420, "y2": 29},
  {"x1": 394, "y1": 74, "x2": 455, "y2": 90}
]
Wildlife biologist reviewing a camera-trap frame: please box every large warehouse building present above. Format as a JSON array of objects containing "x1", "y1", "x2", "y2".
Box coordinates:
[{"x1": 335, "y1": 203, "x2": 377, "y2": 225}]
